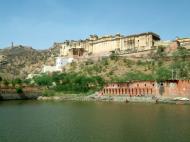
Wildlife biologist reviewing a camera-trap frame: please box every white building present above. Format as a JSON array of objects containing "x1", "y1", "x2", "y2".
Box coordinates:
[
  {"x1": 42, "y1": 57, "x2": 74, "y2": 73},
  {"x1": 56, "y1": 57, "x2": 73, "y2": 69}
]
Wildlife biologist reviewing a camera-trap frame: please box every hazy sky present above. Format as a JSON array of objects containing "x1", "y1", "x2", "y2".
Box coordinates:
[{"x1": 0, "y1": 0, "x2": 190, "y2": 49}]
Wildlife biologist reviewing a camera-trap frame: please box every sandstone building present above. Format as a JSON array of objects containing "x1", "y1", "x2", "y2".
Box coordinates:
[
  {"x1": 176, "y1": 37, "x2": 190, "y2": 49},
  {"x1": 101, "y1": 80, "x2": 190, "y2": 97},
  {"x1": 54, "y1": 32, "x2": 161, "y2": 58}
]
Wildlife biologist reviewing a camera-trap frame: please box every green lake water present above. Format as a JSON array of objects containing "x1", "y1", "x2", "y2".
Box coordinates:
[{"x1": 0, "y1": 101, "x2": 190, "y2": 142}]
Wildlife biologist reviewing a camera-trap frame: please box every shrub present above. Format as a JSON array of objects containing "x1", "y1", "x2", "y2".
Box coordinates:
[
  {"x1": 16, "y1": 87, "x2": 23, "y2": 94},
  {"x1": 155, "y1": 67, "x2": 171, "y2": 81},
  {"x1": 34, "y1": 74, "x2": 52, "y2": 86},
  {"x1": 110, "y1": 53, "x2": 119, "y2": 61}
]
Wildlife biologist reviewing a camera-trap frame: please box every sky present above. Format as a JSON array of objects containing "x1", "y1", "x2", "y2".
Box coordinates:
[{"x1": 0, "y1": 0, "x2": 190, "y2": 49}]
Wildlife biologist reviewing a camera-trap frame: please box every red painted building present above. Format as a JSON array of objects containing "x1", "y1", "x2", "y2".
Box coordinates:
[{"x1": 101, "y1": 80, "x2": 190, "y2": 97}]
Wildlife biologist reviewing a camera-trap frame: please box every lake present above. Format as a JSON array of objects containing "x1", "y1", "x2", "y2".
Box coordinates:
[{"x1": 0, "y1": 101, "x2": 190, "y2": 142}]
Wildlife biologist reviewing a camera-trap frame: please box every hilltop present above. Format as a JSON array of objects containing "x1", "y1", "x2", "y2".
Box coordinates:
[{"x1": 0, "y1": 45, "x2": 60, "y2": 79}]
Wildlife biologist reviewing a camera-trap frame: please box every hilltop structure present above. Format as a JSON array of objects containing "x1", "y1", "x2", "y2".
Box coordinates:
[
  {"x1": 54, "y1": 32, "x2": 190, "y2": 60},
  {"x1": 176, "y1": 37, "x2": 190, "y2": 49},
  {"x1": 54, "y1": 32, "x2": 161, "y2": 58}
]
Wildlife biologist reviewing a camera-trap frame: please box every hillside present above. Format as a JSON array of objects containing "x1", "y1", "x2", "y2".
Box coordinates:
[
  {"x1": 65, "y1": 47, "x2": 190, "y2": 82},
  {"x1": 1, "y1": 45, "x2": 190, "y2": 83},
  {"x1": 0, "y1": 45, "x2": 60, "y2": 79}
]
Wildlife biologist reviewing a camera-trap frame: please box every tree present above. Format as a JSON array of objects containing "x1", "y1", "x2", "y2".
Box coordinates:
[
  {"x1": 34, "y1": 74, "x2": 52, "y2": 86},
  {"x1": 16, "y1": 87, "x2": 23, "y2": 94},
  {"x1": 155, "y1": 67, "x2": 171, "y2": 82}
]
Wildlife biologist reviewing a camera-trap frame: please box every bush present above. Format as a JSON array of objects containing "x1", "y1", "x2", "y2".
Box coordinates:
[
  {"x1": 34, "y1": 74, "x2": 52, "y2": 86},
  {"x1": 110, "y1": 53, "x2": 119, "y2": 61},
  {"x1": 155, "y1": 67, "x2": 171, "y2": 81},
  {"x1": 16, "y1": 87, "x2": 23, "y2": 94}
]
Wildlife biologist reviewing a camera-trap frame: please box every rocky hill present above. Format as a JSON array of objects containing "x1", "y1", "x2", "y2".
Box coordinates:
[{"x1": 0, "y1": 45, "x2": 60, "y2": 79}]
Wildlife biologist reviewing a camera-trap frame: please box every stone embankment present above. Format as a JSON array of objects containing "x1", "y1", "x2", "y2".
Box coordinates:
[
  {"x1": 37, "y1": 94, "x2": 190, "y2": 104},
  {"x1": 0, "y1": 93, "x2": 42, "y2": 100},
  {"x1": 37, "y1": 94, "x2": 157, "y2": 103}
]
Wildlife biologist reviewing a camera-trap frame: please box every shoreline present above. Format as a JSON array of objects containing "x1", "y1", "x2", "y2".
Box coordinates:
[
  {"x1": 37, "y1": 95, "x2": 190, "y2": 105},
  {"x1": 0, "y1": 92, "x2": 190, "y2": 105}
]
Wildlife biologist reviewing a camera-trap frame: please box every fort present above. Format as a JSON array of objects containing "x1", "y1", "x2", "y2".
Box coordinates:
[
  {"x1": 54, "y1": 32, "x2": 161, "y2": 58},
  {"x1": 53, "y1": 32, "x2": 190, "y2": 59}
]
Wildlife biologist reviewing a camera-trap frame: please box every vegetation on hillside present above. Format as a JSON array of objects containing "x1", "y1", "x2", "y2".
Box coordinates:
[
  {"x1": 33, "y1": 72, "x2": 104, "y2": 94},
  {"x1": 66, "y1": 46, "x2": 190, "y2": 82},
  {"x1": 1, "y1": 46, "x2": 190, "y2": 96}
]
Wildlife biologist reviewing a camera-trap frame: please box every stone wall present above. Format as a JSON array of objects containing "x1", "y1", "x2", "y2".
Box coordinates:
[
  {"x1": 101, "y1": 80, "x2": 190, "y2": 98},
  {"x1": 0, "y1": 86, "x2": 42, "y2": 100}
]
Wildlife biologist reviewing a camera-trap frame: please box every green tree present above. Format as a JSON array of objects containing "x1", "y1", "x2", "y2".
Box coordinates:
[
  {"x1": 34, "y1": 74, "x2": 52, "y2": 86},
  {"x1": 16, "y1": 87, "x2": 23, "y2": 94},
  {"x1": 155, "y1": 67, "x2": 171, "y2": 81}
]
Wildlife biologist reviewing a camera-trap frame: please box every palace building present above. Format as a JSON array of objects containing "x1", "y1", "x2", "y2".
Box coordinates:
[{"x1": 54, "y1": 32, "x2": 161, "y2": 58}]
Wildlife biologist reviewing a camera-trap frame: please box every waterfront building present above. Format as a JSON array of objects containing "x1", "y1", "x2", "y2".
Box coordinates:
[{"x1": 101, "y1": 80, "x2": 190, "y2": 97}]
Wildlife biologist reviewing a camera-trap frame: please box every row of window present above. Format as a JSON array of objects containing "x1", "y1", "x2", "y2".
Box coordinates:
[
  {"x1": 110, "y1": 83, "x2": 155, "y2": 87},
  {"x1": 104, "y1": 88, "x2": 153, "y2": 95}
]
